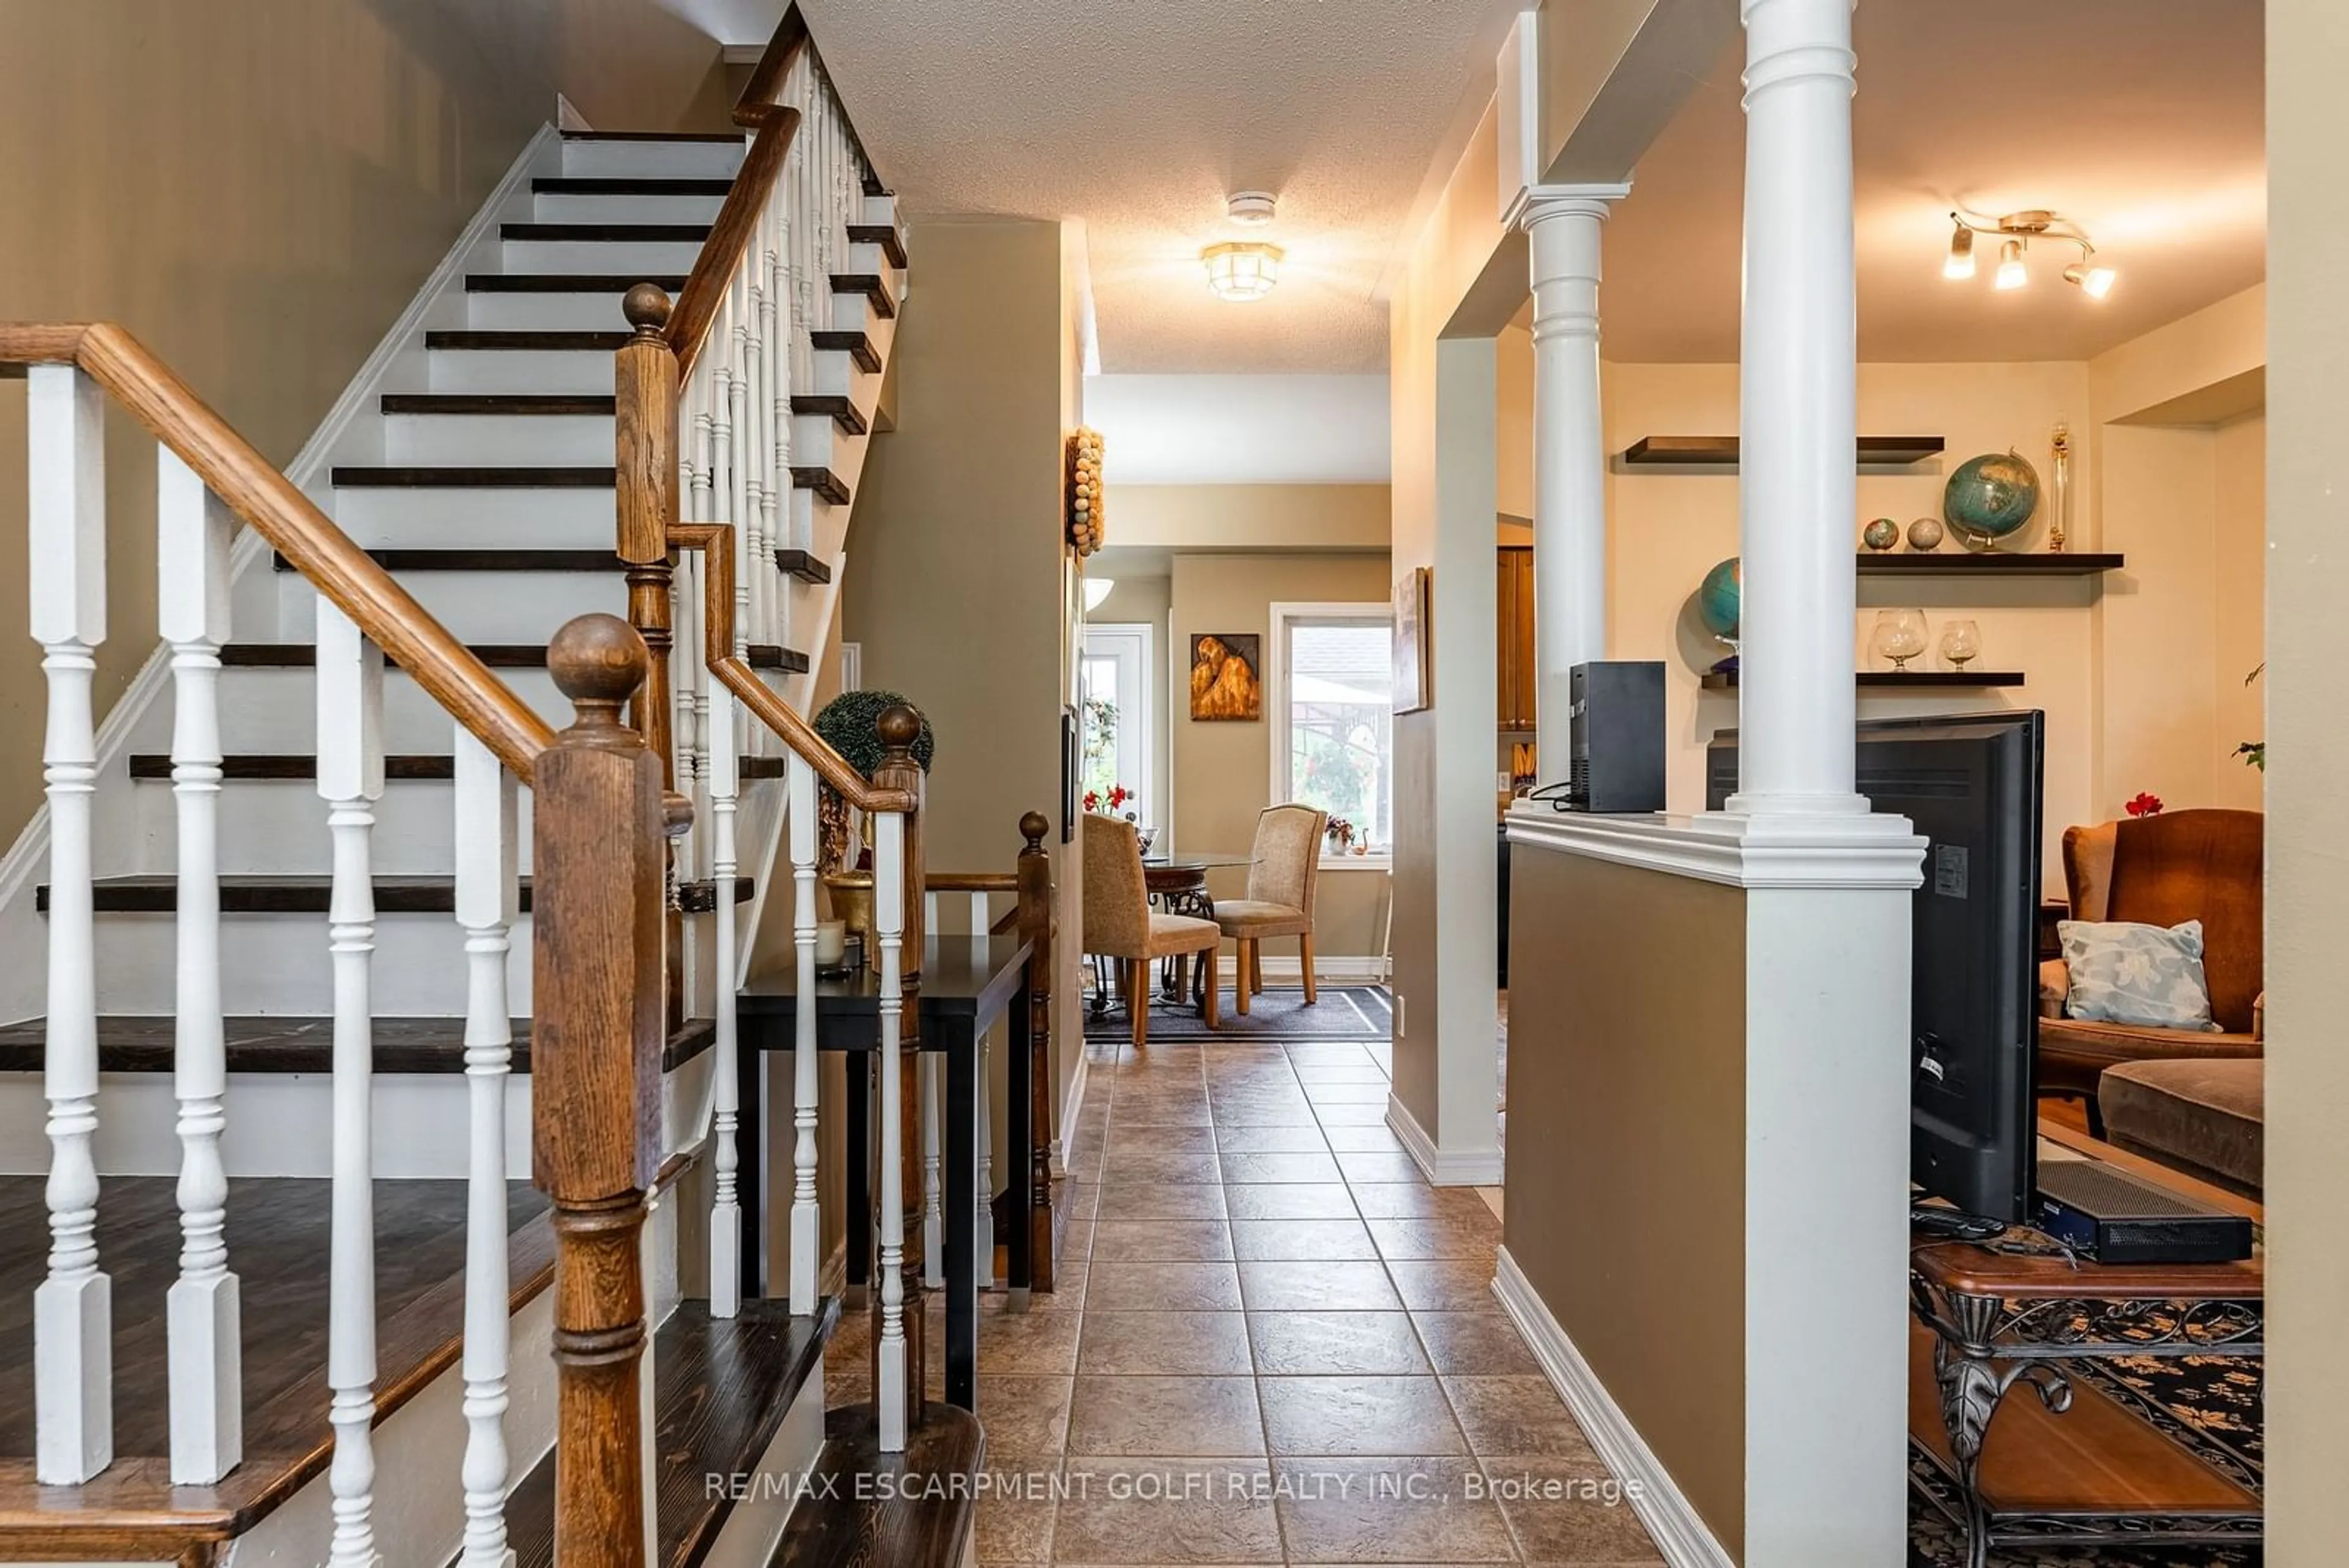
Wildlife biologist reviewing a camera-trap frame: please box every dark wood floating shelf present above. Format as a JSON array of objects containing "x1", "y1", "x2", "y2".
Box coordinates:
[
  {"x1": 1858, "y1": 552, "x2": 2124, "y2": 577},
  {"x1": 1622, "y1": 435, "x2": 1945, "y2": 466},
  {"x1": 1700, "y1": 670, "x2": 2025, "y2": 691}
]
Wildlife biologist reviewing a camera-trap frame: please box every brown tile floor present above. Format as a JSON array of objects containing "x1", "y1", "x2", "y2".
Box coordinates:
[{"x1": 828, "y1": 1031, "x2": 1664, "y2": 1566}]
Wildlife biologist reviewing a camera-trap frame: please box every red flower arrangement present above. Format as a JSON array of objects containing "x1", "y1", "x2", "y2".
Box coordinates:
[
  {"x1": 1083, "y1": 784, "x2": 1132, "y2": 815},
  {"x1": 2124, "y1": 792, "x2": 2164, "y2": 818}
]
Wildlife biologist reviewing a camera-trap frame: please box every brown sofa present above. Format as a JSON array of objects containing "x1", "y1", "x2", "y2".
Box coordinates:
[{"x1": 2037, "y1": 808, "x2": 2264, "y2": 1132}]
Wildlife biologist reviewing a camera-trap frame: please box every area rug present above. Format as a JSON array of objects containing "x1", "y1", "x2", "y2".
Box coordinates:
[
  {"x1": 1907, "y1": 1351, "x2": 2263, "y2": 1566},
  {"x1": 1080, "y1": 984, "x2": 1392, "y2": 1042}
]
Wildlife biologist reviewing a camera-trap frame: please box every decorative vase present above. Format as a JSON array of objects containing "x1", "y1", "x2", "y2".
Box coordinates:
[
  {"x1": 1872, "y1": 609, "x2": 1929, "y2": 672},
  {"x1": 1862, "y1": 518, "x2": 1900, "y2": 552},
  {"x1": 1939, "y1": 618, "x2": 1983, "y2": 671},
  {"x1": 1906, "y1": 516, "x2": 1945, "y2": 551},
  {"x1": 822, "y1": 871, "x2": 876, "y2": 960}
]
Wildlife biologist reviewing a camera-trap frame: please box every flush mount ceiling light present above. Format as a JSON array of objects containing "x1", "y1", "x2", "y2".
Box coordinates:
[
  {"x1": 1942, "y1": 209, "x2": 2117, "y2": 301},
  {"x1": 1202, "y1": 240, "x2": 1284, "y2": 302}
]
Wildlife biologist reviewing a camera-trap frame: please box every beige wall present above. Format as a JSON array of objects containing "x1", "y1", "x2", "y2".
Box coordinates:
[
  {"x1": 2265, "y1": 0, "x2": 2348, "y2": 1550},
  {"x1": 1504, "y1": 847, "x2": 1746, "y2": 1556},
  {"x1": 1168, "y1": 551, "x2": 1395, "y2": 963},
  {"x1": 0, "y1": 0, "x2": 732, "y2": 839},
  {"x1": 2210, "y1": 412, "x2": 2266, "y2": 811},
  {"x1": 1106, "y1": 483, "x2": 1391, "y2": 551}
]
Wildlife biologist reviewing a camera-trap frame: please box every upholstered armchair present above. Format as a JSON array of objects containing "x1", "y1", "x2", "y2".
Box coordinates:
[
  {"x1": 2038, "y1": 808, "x2": 2264, "y2": 1132},
  {"x1": 1213, "y1": 804, "x2": 1327, "y2": 1014},
  {"x1": 1081, "y1": 813, "x2": 1220, "y2": 1046}
]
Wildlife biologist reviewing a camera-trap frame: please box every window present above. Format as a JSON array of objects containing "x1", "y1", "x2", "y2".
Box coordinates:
[
  {"x1": 1080, "y1": 623, "x2": 1153, "y2": 824},
  {"x1": 1271, "y1": 604, "x2": 1393, "y2": 859}
]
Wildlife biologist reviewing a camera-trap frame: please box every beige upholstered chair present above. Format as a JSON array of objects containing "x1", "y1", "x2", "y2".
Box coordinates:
[
  {"x1": 1082, "y1": 813, "x2": 1220, "y2": 1046},
  {"x1": 1214, "y1": 804, "x2": 1327, "y2": 1014}
]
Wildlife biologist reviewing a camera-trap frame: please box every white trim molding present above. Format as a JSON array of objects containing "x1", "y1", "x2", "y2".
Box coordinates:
[
  {"x1": 1504, "y1": 802, "x2": 1924, "y2": 890},
  {"x1": 1250, "y1": 954, "x2": 1389, "y2": 985},
  {"x1": 1387, "y1": 1091, "x2": 1502, "y2": 1187},
  {"x1": 1050, "y1": 1049, "x2": 1090, "y2": 1180},
  {"x1": 1493, "y1": 1248, "x2": 1736, "y2": 1568}
]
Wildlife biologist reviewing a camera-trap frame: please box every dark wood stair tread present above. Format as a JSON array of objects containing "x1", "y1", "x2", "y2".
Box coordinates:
[
  {"x1": 330, "y1": 466, "x2": 615, "y2": 488},
  {"x1": 499, "y1": 1298, "x2": 842, "y2": 1568},
  {"x1": 36, "y1": 875, "x2": 754, "y2": 915},
  {"x1": 830, "y1": 273, "x2": 896, "y2": 319},
  {"x1": 425, "y1": 330, "x2": 632, "y2": 351},
  {"x1": 0, "y1": 1176, "x2": 554, "y2": 1552},
  {"x1": 133, "y1": 752, "x2": 461, "y2": 780},
  {"x1": 776, "y1": 549, "x2": 832, "y2": 585},
  {"x1": 773, "y1": 1404, "x2": 984, "y2": 1568},
  {"x1": 215, "y1": 642, "x2": 803, "y2": 672},
  {"x1": 791, "y1": 467, "x2": 851, "y2": 505},
  {"x1": 500, "y1": 223, "x2": 712, "y2": 242},
  {"x1": 845, "y1": 223, "x2": 908, "y2": 269},
  {"x1": 466, "y1": 273, "x2": 688, "y2": 294},
  {"x1": 810, "y1": 331, "x2": 881, "y2": 373},
  {"x1": 791, "y1": 394, "x2": 866, "y2": 436},
  {"x1": 381, "y1": 393, "x2": 618, "y2": 415},
  {"x1": 531, "y1": 176, "x2": 733, "y2": 195},
  {"x1": 0, "y1": 1015, "x2": 717, "y2": 1075}
]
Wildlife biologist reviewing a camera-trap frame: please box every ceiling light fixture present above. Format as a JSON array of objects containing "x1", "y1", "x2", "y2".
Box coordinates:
[
  {"x1": 1943, "y1": 209, "x2": 2116, "y2": 302},
  {"x1": 1203, "y1": 241, "x2": 1283, "y2": 302},
  {"x1": 1226, "y1": 191, "x2": 1278, "y2": 226}
]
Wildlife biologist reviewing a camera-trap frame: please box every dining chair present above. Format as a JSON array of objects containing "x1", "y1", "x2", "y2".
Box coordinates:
[
  {"x1": 1081, "y1": 813, "x2": 1220, "y2": 1046},
  {"x1": 1213, "y1": 803, "x2": 1327, "y2": 1014}
]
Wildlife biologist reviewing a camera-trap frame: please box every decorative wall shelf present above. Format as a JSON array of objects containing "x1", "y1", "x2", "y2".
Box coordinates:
[
  {"x1": 1621, "y1": 435, "x2": 1945, "y2": 466},
  {"x1": 1857, "y1": 552, "x2": 2123, "y2": 577},
  {"x1": 1699, "y1": 671, "x2": 2025, "y2": 691}
]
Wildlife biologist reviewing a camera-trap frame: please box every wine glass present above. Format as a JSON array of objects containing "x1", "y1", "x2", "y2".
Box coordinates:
[
  {"x1": 1939, "y1": 619, "x2": 1983, "y2": 671},
  {"x1": 1872, "y1": 609, "x2": 1929, "y2": 673}
]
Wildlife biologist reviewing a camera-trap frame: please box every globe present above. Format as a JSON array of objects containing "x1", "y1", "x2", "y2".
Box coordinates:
[
  {"x1": 1697, "y1": 556, "x2": 1741, "y2": 641},
  {"x1": 1942, "y1": 450, "x2": 2041, "y2": 544}
]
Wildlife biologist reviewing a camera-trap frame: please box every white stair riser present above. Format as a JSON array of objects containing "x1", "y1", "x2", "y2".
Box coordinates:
[
  {"x1": 846, "y1": 242, "x2": 899, "y2": 275},
  {"x1": 533, "y1": 190, "x2": 727, "y2": 225},
  {"x1": 0, "y1": 1071, "x2": 535, "y2": 1180},
  {"x1": 560, "y1": 138, "x2": 743, "y2": 179},
  {"x1": 500, "y1": 237, "x2": 705, "y2": 275},
  {"x1": 428, "y1": 347, "x2": 615, "y2": 395},
  {"x1": 333, "y1": 484, "x2": 614, "y2": 547},
  {"x1": 278, "y1": 567, "x2": 625, "y2": 645},
  {"x1": 789, "y1": 417, "x2": 870, "y2": 480},
  {"x1": 828, "y1": 291, "x2": 885, "y2": 336},
  {"x1": 465, "y1": 289, "x2": 639, "y2": 333},
  {"x1": 132, "y1": 778, "x2": 540, "y2": 877},
  {"x1": 216, "y1": 668, "x2": 571, "y2": 752},
  {"x1": 811, "y1": 349, "x2": 867, "y2": 400},
  {"x1": 89, "y1": 909, "x2": 536, "y2": 1014},
  {"x1": 384, "y1": 412, "x2": 616, "y2": 465},
  {"x1": 862, "y1": 193, "x2": 898, "y2": 228}
]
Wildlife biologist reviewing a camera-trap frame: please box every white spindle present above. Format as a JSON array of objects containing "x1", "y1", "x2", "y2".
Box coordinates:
[
  {"x1": 708, "y1": 678, "x2": 743, "y2": 1318},
  {"x1": 787, "y1": 754, "x2": 821, "y2": 1313},
  {"x1": 971, "y1": 891, "x2": 996, "y2": 1287},
  {"x1": 874, "y1": 808, "x2": 908, "y2": 1452},
  {"x1": 317, "y1": 597, "x2": 385, "y2": 1568},
  {"x1": 688, "y1": 358, "x2": 716, "y2": 524},
  {"x1": 741, "y1": 255, "x2": 770, "y2": 650},
  {"x1": 159, "y1": 448, "x2": 240, "y2": 1484},
  {"x1": 453, "y1": 728, "x2": 517, "y2": 1568},
  {"x1": 29, "y1": 363, "x2": 112, "y2": 1486},
  {"x1": 921, "y1": 1049, "x2": 943, "y2": 1290}
]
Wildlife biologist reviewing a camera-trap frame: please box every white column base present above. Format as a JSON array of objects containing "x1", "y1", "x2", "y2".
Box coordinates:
[
  {"x1": 789, "y1": 1199, "x2": 821, "y2": 1316},
  {"x1": 875, "y1": 1337, "x2": 908, "y2": 1452},
  {"x1": 35, "y1": 1271, "x2": 113, "y2": 1484},
  {"x1": 167, "y1": 1269, "x2": 243, "y2": 1483},
  {"x1": 709, "y1": 1212, "x2": 741, "y2": 1319}
]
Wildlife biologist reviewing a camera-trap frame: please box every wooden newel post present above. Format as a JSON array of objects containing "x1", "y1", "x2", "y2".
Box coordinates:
[
  {"x1": 615, "y1": 284, "x2": 680, "y2": 782},
  {"x1": 532, "y1": 615, "x2": 668, "y2": 1568},
  {"x1": 870, "y1": 704, "x2": 927, "y2": 1422},
  {"x1": 1015, "y1": 811, "x2": 1058, "y2": 1294}
]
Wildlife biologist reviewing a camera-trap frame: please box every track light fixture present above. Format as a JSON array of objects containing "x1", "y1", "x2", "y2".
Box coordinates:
[{"x1": 1942, "y1": 210, "x2": 2116, "y2": 301}]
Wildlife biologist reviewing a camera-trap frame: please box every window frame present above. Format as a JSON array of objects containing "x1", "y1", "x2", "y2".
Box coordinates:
[
  {"x1": 1079, "y1": 621, "x2": 1155, "y2": 826},
  {"x1": 1266, "y1": 600, "x2": 1395, "y2": 870}
]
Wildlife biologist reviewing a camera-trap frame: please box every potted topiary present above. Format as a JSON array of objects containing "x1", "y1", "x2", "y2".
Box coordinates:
[{"x1": 811, "y1": 690, "x2": 935, "y2": 956}]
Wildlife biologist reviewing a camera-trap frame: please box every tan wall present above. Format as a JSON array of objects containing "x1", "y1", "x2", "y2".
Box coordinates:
[
  {"x1": 0, "y1": 0, "x2": 732, "y2": 840},
  {"x1": 1504, "y1": 847, "x2": 1746, "y2": 1556},
  {"x1": 1106, "y1": 484, "x2": 1391, "y2": 551},
  {"x1": 1168, "y1": 552, "x2": 1395, "y2": 962},
  {"x1": 2265, "y1": 0, "x2": 2349, "y2": 1548},
  {"x1": 2210, "y1": 413, "x2": 2266, "y2": 811}
]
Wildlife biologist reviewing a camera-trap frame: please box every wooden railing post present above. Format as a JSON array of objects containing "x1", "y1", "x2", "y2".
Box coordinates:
[
  {"x1": 870, "y1": 706, "x2": 926, "y2": 1428},
  {"x1": 1015, "y1": 812, "x2": 1057, "y2": 1294},
  {"x1": 532, "y1": 614, "x2": 667, "y2": 1568},
  {"x1": 616, "y1": 285, "x2": 680, "y2": 781}
]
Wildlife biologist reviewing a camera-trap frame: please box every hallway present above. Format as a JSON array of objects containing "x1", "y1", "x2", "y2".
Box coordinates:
[{"x1": 829, "y1": 1029, "x2": 1663, "y2": 1566}]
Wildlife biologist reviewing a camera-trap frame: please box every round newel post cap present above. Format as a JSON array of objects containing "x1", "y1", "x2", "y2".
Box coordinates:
[
  {"x1": 549, "y1": 613, "x2": 647, "y2": 732},
  {"x1": 876, "y1": 704, "x2": 922, "y2": 753},
  {"x1": 1020, "y1": 811, "x2": 1050, "y2": 850},
  {"x1": 623, "y1": 283, "x2": 674, "y2": 336}
]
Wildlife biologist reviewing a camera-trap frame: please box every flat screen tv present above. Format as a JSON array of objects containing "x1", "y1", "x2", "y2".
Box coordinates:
[{"x1": 1706, "y1": 712, "x2": 2044, "y2": 1222}]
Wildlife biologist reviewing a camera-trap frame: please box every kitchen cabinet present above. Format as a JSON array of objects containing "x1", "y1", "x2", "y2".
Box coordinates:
[{"x1": 1497, "y1": 546, "x2": 1537, "y2": 731}]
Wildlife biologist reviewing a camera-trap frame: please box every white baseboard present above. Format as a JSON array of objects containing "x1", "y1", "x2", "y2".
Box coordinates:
[
  {"x1": 1386, "y1": 1091, "x2": 1502, "y2": 1186},
  {"x1": 1492, "y1": 1247, "x2": 1735, "y2": 1568},
  {"x1": 1051, "y1": 1049, "x2": 1090, "y2": 1178},
  {"x1": 1252, "y1": 956, "x2": 1390, "y2": 984}
]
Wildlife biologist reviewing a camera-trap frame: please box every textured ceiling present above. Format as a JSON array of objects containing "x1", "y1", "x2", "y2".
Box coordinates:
[
  {"x1": 1603, "y1": 0, "x2": 2266, "y2": 362},
  {"x1": 798, "y1": 0, "x2": 1526, "y2": 373}
]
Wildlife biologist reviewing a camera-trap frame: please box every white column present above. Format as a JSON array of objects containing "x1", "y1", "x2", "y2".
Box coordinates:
[
  {"x1": 1725, "y1": 0, "x2": 1866, "y2": 820},
  {"x1": 1517, "y1": 183, "x2": 1630, "y2": 773}
]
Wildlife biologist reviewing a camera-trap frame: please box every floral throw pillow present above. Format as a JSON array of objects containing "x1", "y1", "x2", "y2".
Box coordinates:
[{"x1": 2058, "y1": 919, "x2": 2223, "y2": 1032}]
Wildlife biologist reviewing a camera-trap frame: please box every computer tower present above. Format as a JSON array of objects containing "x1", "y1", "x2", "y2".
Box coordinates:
[{"x1": 1567, "y1": 661, "x2": 1665, "y2": 813}]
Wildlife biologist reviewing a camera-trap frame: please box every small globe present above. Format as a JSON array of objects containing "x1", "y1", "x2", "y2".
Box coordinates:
[
  {"x1": 1696, "y1": 557, "x2": 1741, "y2": 641},
  {"x1": 1862, "y1": 518, "x2": 1900, "y2": 551},
  {"x1": 1942, "y1": 451, "x2": 2041, "y2": 544}
]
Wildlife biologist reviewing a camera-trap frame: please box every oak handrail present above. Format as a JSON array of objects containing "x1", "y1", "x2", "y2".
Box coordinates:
[
  {"x1": 0, "y1": 323, "x2": 557, "y2": 780},
  {"x1": 669, "y1": 520, "x2": 916, "y2": 815}
]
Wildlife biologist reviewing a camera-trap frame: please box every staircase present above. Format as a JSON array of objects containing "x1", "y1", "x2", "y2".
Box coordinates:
[{"x1": 0, "y1": 9, "x2": 998, "y2": 1568}]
